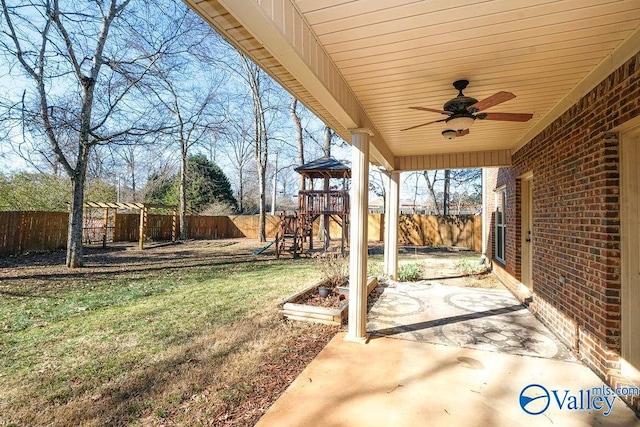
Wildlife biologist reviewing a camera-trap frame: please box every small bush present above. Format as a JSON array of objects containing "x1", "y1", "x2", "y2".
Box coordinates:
[
  {"x1": 456, "y1": 258, "x2": 489, "y2": 276},
  {"x1": 367, "y1": 260, "x2": 383, "y2": 277},
  {"x1": 315, "y1": 252, "x2": 348, "y2": 287},
  {"x1": 398, "y1": 263, "x2": 422, "y2": 281}
]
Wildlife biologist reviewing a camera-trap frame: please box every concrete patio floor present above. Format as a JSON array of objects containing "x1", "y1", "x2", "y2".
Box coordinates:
[
  {"x1": 258, "y1": 275, "x2": 640, "y2": 426},
  {"x1": 367, "y1": 281, "x2": 575, "y2": 361},
  {"x1": 256, "y1": 332, "x2": 640, "y2": 426}
]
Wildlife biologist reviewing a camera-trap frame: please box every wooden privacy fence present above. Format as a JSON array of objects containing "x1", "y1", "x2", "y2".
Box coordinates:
[
  {"x1": 0, "y1": 211, "x2": 68, "y2": 255},
  {"x1": 0, "y1": 211, "x2": 481, "y2": 255},
  {"x1": 397, "y1": 214, "x2": 481, "y2": 251},
  {"x1": 113, "y1": 214, "x2": 248, "y2": 240}
]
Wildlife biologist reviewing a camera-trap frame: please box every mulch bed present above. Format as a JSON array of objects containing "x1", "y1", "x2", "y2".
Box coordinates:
[
  {"x1": 212, "y1": 324, "x2": 340, "y2": 426},
  {"x1": 299, "y1": 290, "x2": 346, "y2": 308}
]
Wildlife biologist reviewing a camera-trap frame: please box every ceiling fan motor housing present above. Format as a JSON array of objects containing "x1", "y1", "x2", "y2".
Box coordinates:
[
  {"x1": 444, "y1": 80, "x2": 478, "y2": 113},
  {"x1": 443, "y1": 80, "x2": 478, "y2": 131}
]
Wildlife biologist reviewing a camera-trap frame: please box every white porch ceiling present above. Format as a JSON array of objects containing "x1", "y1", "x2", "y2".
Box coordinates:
[{"x1": 185, "y1": 0, "x2": 640, "y2": 171}]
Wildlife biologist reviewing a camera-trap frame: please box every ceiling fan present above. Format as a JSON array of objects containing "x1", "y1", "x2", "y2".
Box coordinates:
[{"x1": 401, "y1": 79, "x2": 533, "y2": 139}]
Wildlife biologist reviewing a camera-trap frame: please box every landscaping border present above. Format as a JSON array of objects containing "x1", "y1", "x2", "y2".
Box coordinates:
[{"x1": 280, "y1": 277, "x2": 378, "y2": 325}]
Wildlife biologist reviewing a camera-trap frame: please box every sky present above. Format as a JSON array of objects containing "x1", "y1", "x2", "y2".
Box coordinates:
[{"x1": 0, "y1": 0, "x2": 478, "y2": 210}]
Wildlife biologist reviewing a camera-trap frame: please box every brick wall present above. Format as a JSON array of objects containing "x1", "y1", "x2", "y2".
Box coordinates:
[{"x1": 485, "y1": 51, "x2": 640, "y2": 411}]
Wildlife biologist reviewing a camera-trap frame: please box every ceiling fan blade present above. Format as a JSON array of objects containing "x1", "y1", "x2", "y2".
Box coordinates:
[
  {"x1": 456, "y1": 129, "x2": 470, "y2": 137},
  {"x1": 468, "y1": 91, "x2": 516, "y2": 112},
  {"x1": 480, "y1": 112, "x2": 533, "y2": 122},
  {"x1": 409, "y1": 106, "x2": 452, "y2": 115},
  {"x1": 400, "y1": 118, "x2": 447, "y2": 131}
]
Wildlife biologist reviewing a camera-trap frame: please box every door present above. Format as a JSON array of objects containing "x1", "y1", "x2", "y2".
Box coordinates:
[
  {"x1": 621, "y1": 125, "x2": 640, "y2": 379},
  {"x1": 521, "y1": 174, "x2": 534, "y2": 290}
]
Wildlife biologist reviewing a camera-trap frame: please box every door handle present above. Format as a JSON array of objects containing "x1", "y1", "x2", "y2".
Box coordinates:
[{"x1": 526, "y1": 238, "x2": 531, "y2": 242}]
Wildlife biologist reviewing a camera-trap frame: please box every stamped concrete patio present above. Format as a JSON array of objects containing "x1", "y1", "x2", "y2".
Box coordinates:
[
  {"x1": 367, "y1": 281, "x2": 575, "y2": 361},
  {"x1": 257, "y1": 253, "x2": 640, "y2": 426}
]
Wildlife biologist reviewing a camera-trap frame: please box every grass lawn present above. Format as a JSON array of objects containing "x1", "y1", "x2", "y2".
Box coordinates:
[
  {"x1": 0, "y1": 239, "x2": 492, "y2": 426},
  {"x1": 0, "y1": 239, "x2": 338, "y2": 426}
]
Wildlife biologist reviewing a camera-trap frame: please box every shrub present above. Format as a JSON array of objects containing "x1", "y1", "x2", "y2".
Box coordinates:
[
  {"x1": 315, "y1": 252, "x2": 348, "y2": 287},
  {"x1": 456, "y1": 258, "x2": 489, "y2": 276},
  {"x1": 367, "y1": 260, "x2": 383, "y2": 277},
  {"x1": 398, "y1": 262, "x2": 422, "y2": 281}
]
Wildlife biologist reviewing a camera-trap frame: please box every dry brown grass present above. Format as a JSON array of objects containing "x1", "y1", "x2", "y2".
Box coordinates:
[
  {"x1": 0, "y1": 239, "x2": 338, "y2": 426},
  {"x1": 48, "y1": 312, "x2": 337, "y2": 427}
]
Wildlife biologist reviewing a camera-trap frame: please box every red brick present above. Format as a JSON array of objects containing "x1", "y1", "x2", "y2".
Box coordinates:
[{"x1": 484, "y1": 50, "x2": 640, "y2": 413}]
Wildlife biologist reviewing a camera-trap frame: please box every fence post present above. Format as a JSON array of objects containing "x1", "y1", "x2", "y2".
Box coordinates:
[
  {"x1": 102, "y1": 208, "x2": 109, "y2": 248},
  {"x1": 18, "y1": 212, "x2": 27, "y2": 254},
  {"x1": 171, "y1": 209, "x2": 177, "y2": 241},
  {"x1": 139, "y1": 207, "x2": 147, "y2": 250}
]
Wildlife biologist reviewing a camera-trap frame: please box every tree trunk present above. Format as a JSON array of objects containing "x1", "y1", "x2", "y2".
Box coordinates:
[
  {"x1": 290, "y1": 98, "x2": 305, "y2": 191},
  {"x1": 66, "y1": 173, "x2": 86, "y2": 268},
  {"x1": 258, "y1": 162, "x2": 266, "y2": 242},
  {"x1": 238, "y1": 165, "x2": 244, "y2": 213},
  {"x1": 318, "y1": 126, "x2": 333, "y2": 241},
  {"x1": 271, "y1": 153, "x2": 277, "y2": 215},
  {"x1": 323, "y1": 126, "x2": 332, "y2": 156},
  {"x1": 423, "y1": 171, "x2": 441, "y2": 215},
  {"x1": 179, "y1": 149, "x2": 188, "y2": 240},
  {"x1": 129, "y1": 155, "x2": 136, "y2": 202},
  {"x1": 238, "y1": 54, "x2": 268, "y2": 241},
  {"x1": 443, "y1": 169, "x2": 450, "y2": 216}
]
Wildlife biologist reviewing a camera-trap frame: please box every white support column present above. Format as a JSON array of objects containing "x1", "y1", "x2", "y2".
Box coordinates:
[
  {"x1": 386, "y1": 171, "x2": 400, "y2": 280},
  {"x1": 345, "y1": 128, "x2": 371, "y2": 344},
  {"x1": 481, "y1": 168, "x2": 488, "y2": 262},
  {"x1": 383, "y1": 173, "x2": 390, "y2": 274}
]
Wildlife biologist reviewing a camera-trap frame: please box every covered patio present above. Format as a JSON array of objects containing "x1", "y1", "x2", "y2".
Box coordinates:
[
  {"x1": 254, "y1": 331, "x2": 639, "y2": 426},
  {"x1": 183, "y1": 0, "x2": 640, "y2": 418}
]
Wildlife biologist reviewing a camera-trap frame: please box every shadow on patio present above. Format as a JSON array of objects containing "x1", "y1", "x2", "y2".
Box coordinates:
[{"x1": 257, "y1": 260, "x2": 640, "y2": 426}]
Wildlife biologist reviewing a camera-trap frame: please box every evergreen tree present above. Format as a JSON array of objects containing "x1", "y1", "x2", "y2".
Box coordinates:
[{"x1": 146, "y1": 155, "x2": 237, "y2": 214}]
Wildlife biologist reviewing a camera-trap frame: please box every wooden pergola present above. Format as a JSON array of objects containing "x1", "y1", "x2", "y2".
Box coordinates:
[{"x1": 84, "y1": 202, "x2": 178, "y2": 249}]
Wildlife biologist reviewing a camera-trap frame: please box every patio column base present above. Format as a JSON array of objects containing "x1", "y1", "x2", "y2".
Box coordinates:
[{"x1": 344, "y1": 333, "x2": 370, "y2": 344}]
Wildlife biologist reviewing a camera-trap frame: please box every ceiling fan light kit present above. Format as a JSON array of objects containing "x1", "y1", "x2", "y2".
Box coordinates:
[
  {"x1": 446, "y1": 114, "x2": 475, "y2": 131},
  {"x1": 402, "y1": 79, "x2": 533, "y2": 136},
  {"x1": 442, "y1": 129, "x2": 457, "y2": 139}
]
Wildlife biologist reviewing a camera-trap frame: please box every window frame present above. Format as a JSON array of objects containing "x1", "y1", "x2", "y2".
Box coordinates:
[{"x1": 495, "y1": 187, "x2": 506, "y2": 264}]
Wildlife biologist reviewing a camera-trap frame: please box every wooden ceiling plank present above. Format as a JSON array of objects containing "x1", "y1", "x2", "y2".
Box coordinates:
[
  {"x1": 321, "y1": 7, "x2": 640, "y2": 54},
  {"x1": 336, "y1": 31, "x2": 625, "y2": 72}
]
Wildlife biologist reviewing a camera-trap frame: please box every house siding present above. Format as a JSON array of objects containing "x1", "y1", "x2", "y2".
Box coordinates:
[{"x1": 484, "y1": 51, "x2": 640, "y2": 412}]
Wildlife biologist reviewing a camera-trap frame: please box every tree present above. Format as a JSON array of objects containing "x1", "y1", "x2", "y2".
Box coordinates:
[
  {"x1": 422, "y1": 170, "x2": 442, "y2": 215},
  {"x1": 143, "y1": 10, "x2": 226, "y2": 239},
  {"x1": 0, "y1": 0, "x2": 176, "y2": 267},
  {"x1": 420, "y1": 169, "x2": 482, "y2": 215},
  {"x1": 290, "y1": 97, "x2": 305, "y2": 190},
  {"x1": 146, "y1": 154, "x2": 236, "y2": 216},
  {"x1": 237, "y1": 53, "x2": 270, "y2": 242},
  {"x1": 449, "y1": 169, "x2": 482, "y2": 214},
  {"x1": 149, "y1": 74, "x2": 221, "y2": 239},
  {"x1": 443, "y1": 169, "x2": 451, "y2": 216},
  {"x1": 221, "y1": 109, "x2": 255, "y2": 213},
  {"x1": 369, "y1": 167, "x2": 387, "y2": 212},
  {"x1": 323, "y1": 126, "x2": 333, "y2": 157}
]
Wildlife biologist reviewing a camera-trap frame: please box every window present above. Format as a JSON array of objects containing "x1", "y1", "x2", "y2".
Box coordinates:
[{"x1": 495, "y1": 188, "x2": 506, "y2": 263}]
